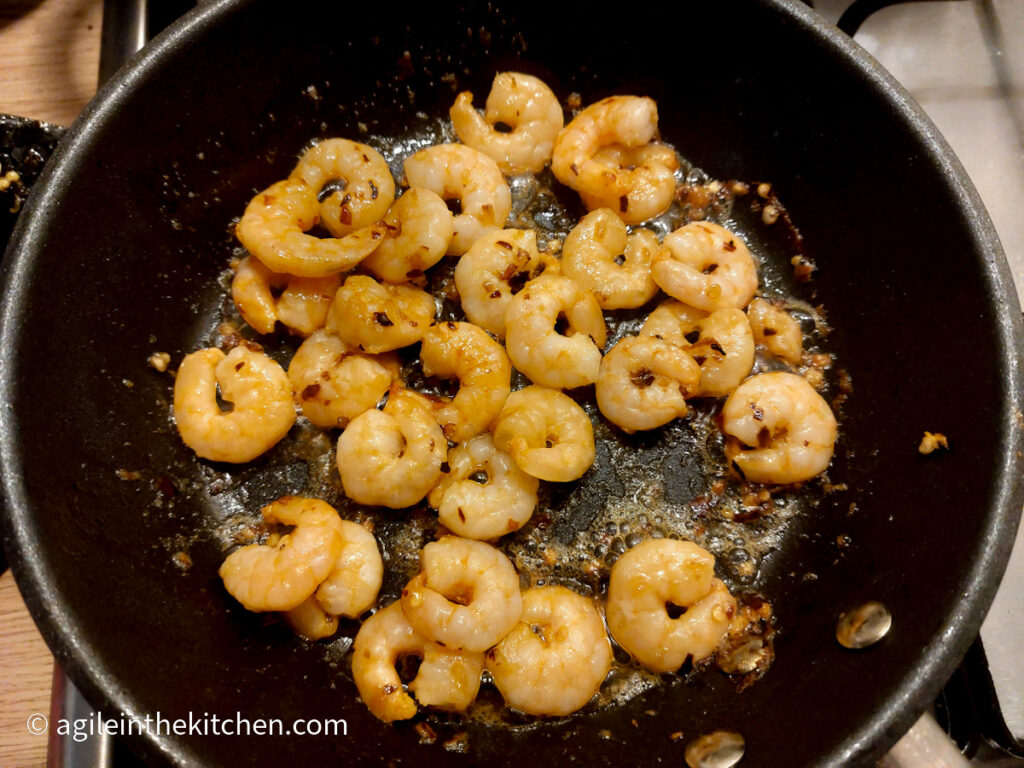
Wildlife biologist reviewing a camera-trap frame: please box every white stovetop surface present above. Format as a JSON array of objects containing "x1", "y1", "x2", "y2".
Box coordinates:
[{"x1": 815, "y1": 0, "x2": 1024, "y2": 739}]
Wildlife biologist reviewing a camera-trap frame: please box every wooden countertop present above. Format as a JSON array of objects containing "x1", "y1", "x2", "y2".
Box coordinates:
[{"x1": 0, "y1": 2, "x2": 102, "y2": 765}]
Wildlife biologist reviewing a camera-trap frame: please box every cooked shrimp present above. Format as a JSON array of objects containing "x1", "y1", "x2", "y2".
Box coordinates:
[
  {"x1": 651, "y1": 222, "x2": 758, "y2": 312},
  {"x1": 606, "y1": 539, "x2": 736, "y2": 673},
  {"x1": 419, "y1": 321, "x2": 511, "y2": 442},
  {"x1": 454, "y1": 228, "x2": 555, "y2": 336},
  {"x1": 284, "y1": 596, "x2": 338, "y2": 641},
  {"x1": 576, "y1": 142, "x2": 681, "y2": 225},
  {"x1": 449, "y1": 71, "x2": 564, "y2": 174},
  {"x1": 219, "y1": 496, "x2": 344, "y2": 613},
  {"x1": 486, "y1": 586, "x2": 612, "y2": 716},
  {"x1": 401, "y1": 536, "x2": 523, "y2": 652},
  {"x1": 404, "y1": 143, "x2": 512, "y2": 255},
  {"x1": 331, "y1": 274, "x2": 436, "y2": 354},
  {"x1": 428, "y1": 434, "x2": 539, "y2": 540},
  {"x1": 359, "y1": 188, "x2": 454, "y2": 285},
  {"x1": 720, "y1": 371, "x2": 837, "y2": 484},
  {"x1": 560, "y1": 208, "x2": 660, "y2": 309},
  {"x1": 504, "y1": 274, "x2": 607, "y2": 390},
  {"x1": 173, "y1": 346, "x2": 296, "y2": 463},
  {"x1": 335, "y1": 386, "x2": 446, "y2": 508},
  {"x1": 315, "y1": 519, "x2": 383, "y2": 618},
  {"x1": 595, "y1": 335, "x2": 701, "y2": 433},
  {"x1": 747, "y1": 297, "x2": 803, "y2": 365},
  {"x1": 290, "y1": 138, "x2": 396, "y2": 238},
  {"x1": 551, "y1": 95, "x2": 678, "y2": 225},
  {"x1": 352, "y1": 601, "x2": 485, "y2": 722},
  {"x1": 235, "y1": 179, "x2": 385, "y2": 278},
  {"x1": 492, "y1": 385, "x2": 595, "y2": 482},
  {"x1": 639, "y1": 300, "x2": 754, "y2": 397},
  {"x1": 287, "y1": 329, "x2": 399, "y2": 429},
  {"x1": 231, "y1": 256, "x2": 339, "y2": 336}
]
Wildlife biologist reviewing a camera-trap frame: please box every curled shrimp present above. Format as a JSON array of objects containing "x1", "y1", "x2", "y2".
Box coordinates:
[
  {"x1": 560, "y1": 208, "x2": 660, "y2": 309},
  {"x1": 173, "y1": 346, "x2": 295, "y2": 463},
  {"x1": 231, "y1": 256, "x2": 339, "y2": 336},
  {"x1": 428, "y1": 433, "x2": 539, "y2": 540},
  {"x1": 641, "y1": 301, "x2": 754, "y2": 397},
  {"x1": 747, "y1": 297, "x2": 804, "y2": 365},
  {"x1": 595, "y1": 335, "x2": 701, "y2": 433},
  {"x1": 219, "y1": 496, "x2": 344, "y2": 613},
  {"x1": 606, "y1": 539, "x2": 736, "y2": 673},
  {"x1": 314, "y1": 519, "x2": 383, "y2": 618},
  {"x1": 331, "y1": 274, "x2": 436, "y2": 354},
  {"x1": 359, "y1": 188, "x2": 454, "y2": 285},
  {"x1": 420, "y1": 320, "x2": 511, "y2": 442},
  {"x1": 720, "y1": 371, "x2": 837, "y2": 484},
  {"x1": 404, "y1": 143, "x2": 512, "y2": 255},
  {"x1": 352, "y1": 601, "x2": 485, "y2": 722},
  {"x1": 401, "y1": 535, "x2": 523, "y2": 652},
  {"x1": 454, "y1": 228, "x2": 555, "y2": 337},
  {"x1": 551, "y1": 95, "x2": 678, "y2": 225},
  {"x1": 290, "y1": 138, "x2": 396, "y2": 238},
  {"x1": 336, "y1": 386, "x2": 446, "y2": 508},
  {"x1": 287, "y1": 329, "x2": 399, "y2": 429},
  {"x1": 235, "y1": 179, "x2": 385, "y2": 278},
  {"x1": 486, "y1": 585, "x2": 612, "y2": 716},
  {"x1": 651, "y1": 222, "x2": 758, "y2": 312},
  {"x1": 449, "y1": 71, "x2": 564, "y2": 174},
  {"x1": 504, "y1": 274, "x2": 607, "y2": 390},
  {"x1": 492, "y1": 385, "x2": 595, "y2": 482}
]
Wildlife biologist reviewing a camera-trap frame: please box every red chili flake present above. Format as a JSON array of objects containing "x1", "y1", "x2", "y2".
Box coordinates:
[
  {"x1": 724, "y1": 240, "x2": 737, "y2": 252},
  {"x1": 619, "y1": 194, "x2": 629, "y2": 213},
  {"x1": 374, "y1": 311, "x2": 393, "y2": 326},
  {"x1": 301, "y1": 383, "x2": 321, "y2": 400}
]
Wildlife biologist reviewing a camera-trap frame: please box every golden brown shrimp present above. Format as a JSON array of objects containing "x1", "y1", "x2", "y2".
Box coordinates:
[
  {"x1": 419, "y1": 320, "x2": 511, "y2": 442},
  {"x1": 290, "y1": 138, "x2": 396, "y2": 238},
  {"x1": 551, "y1": 95, "x2": 678, "y2": 225},
  {"x1": 595, "y1": 335, "x2": 701, "y2": 433},
  {"x1": 401, "y1": 536, "x2": 523, "y2": 652},
  {"x1": 453, "y1": 228, "x2": 555, "y2": 337},
  {"x1": 651, "y1": 222, "x2": 758, "y2": 312},
  {"x1": 720, "y1": 371, "x2": 837, "y2": 484},
  {"x1": 560, "y1": 208, "x2": 660, "y2": 309},
  {"x1": 219, "y1": 496, "x2": 344, "y2": 613},
  {"x1": 235, "y1": 179, "x2": 385, "y2": 278},
  {"x1": 747, "y1": 297, "x2": 804, "y2": 365},
  {"x1": 287, "y1": 329, "x2": 399, "y2": 429},
  {"x1": 449, "y1": 71, "x2": 564, "y2": 174},
  {"x1": 428, "y1": 433, "x2": 539, "y2": 540},
  {"x1": 492, "y1": 385, "x2": 596, "y2": 482},
  {"x1": 351, "y1": 601, "x2": 485, "y2": 722},
  {"x1": 359, "y1": 188, "x2": 454, "y2": 285},
  {"x1": 331, "y1": 274, "x2": 436, "y2": 354},
  {"x1": 403, "y1": 143, "x2": 512, "y2": 255},
  {"x1": 606, "y1": 539, "x2": 736, "y2": 673},
  {"x1": 486, "y1": 586, "x2": 612, "y2": 716},
  {"x1": 335, "y1": 386, "x2": 446, "y2": 508},
  {"x1": 504, "y1": 274, "x2": 607, "y2": 390},
  {"x1": 639, "y1": 300, "x2": 755, "y2": 397},
  {"x1": 173, "y1": 346, "x2": 295, "y2": 463},
  {"x1": 314, "y1": 519, "x2": 383, "y2": 618},
  {"x1": 231, "y1": 256, "x2": 339, "y2": 336}
]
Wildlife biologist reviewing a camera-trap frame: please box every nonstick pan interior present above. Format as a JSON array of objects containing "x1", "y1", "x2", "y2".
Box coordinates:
[{"x1": 1, "y1": 1, "x2": 1022, "y2": 766}]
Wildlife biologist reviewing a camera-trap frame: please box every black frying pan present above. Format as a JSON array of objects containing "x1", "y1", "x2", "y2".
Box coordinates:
[{"x1": 2, "y1": 1, "x2": 1022, "y2": 766}]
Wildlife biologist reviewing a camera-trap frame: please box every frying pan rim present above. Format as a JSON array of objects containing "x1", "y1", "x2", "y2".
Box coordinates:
[{"x1": 1, "y1": 0, "x2": 1022, "y2": 766}]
